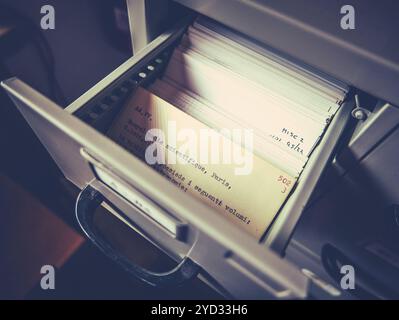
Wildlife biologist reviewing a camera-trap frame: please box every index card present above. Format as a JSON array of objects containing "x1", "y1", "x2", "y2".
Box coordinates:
[{"x1": 108, "y1": 87, "x2": 296, "y2": 238}]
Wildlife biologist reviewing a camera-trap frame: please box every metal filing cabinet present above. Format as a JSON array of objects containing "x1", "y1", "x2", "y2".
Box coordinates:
[{"x1": 2, "y1": 0, "x2": 399, "y2": 299}]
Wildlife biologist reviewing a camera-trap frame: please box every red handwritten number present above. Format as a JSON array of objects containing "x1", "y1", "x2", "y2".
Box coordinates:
[{"x1": 278, "y1": 175, "x2": 291, "y2": 193}]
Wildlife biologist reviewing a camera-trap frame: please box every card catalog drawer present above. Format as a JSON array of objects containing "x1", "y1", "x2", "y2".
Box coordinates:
[{"x1": 2, "y1": 15, "x2": 357, "y2": 299}]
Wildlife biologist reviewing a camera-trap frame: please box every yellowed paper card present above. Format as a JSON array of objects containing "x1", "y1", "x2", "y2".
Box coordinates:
[{"x1": 108, "y1": 87, "x2": 295, "y2": 239}]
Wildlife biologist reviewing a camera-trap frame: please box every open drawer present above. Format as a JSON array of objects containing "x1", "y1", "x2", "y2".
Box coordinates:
[{"x1": 1, "y1": 15, "x2": 356, "y2": 299}]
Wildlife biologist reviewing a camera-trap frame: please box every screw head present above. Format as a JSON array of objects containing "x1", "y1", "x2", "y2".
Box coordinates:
[{"x1": 352, "y1": 108, "x2": 368, "y2": 120}]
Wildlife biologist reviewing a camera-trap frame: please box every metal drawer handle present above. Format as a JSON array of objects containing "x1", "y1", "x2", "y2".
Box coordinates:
[
  {"x1": 80, "y1": 148, "x2": 188, "y2": 240},
  {"x1": 75, "y1": 185, "x2": 201, "y2": 287}
]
